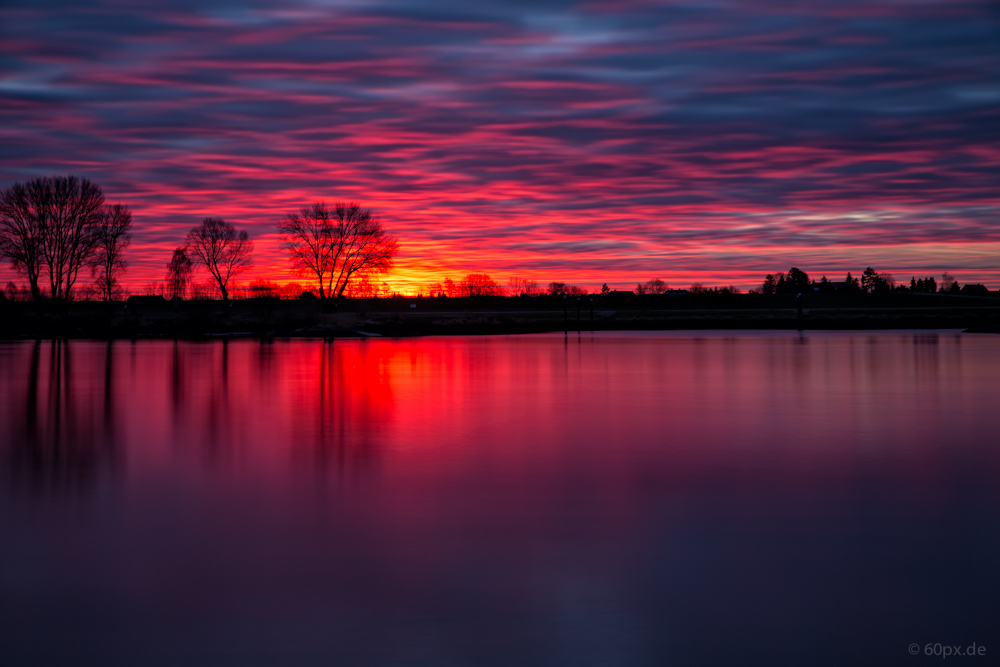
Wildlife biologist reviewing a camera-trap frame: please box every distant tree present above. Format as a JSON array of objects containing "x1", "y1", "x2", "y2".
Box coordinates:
[
  {"x1": 548, "y1": 282, "x2": 568, "y2": 296},
  {"x1": 939, "y1": 273, "x2": 957, "y2": 293},
  {"x1": 775, "y1": 271, "x2": 804, "y2": 294},
  {"x1": 443, "y1": 277, "x2": 456, "y2": 297},
  {"x1": 248, "y1": 280, "x2": 279, "y2": 298},
  {"x1": 761, "y1": 274, "x2": 777, "y2": 295},
  {"x1": 861, "y1": 267, "x2": 893, "y2": 293},
  {"x1": 344, "y1": 271, "x2": 391, "y2": 298},
  {"x1": 461, "y1": 273, "x2": 501, "y2": 296},
  {"x1": 277, "y1": 202, "x2": 397, "y2": 301},
  {"x1": 281, "y1": 282, "x2": 304, "y2": 299},
  {"x1": 843, "y1": 272, "x2": 861, "y2": 293},
  {"x1": 601, "y1": 283, "x2": 610, "y2": 296},
  {"x1": 689, "y1": 283, "x2": 707, "y2": 294},
  {"x1": 186, "y1": 218, "x2": 253, "y2": 301},
  {"x1": 816, "y1": 276, "x2": 835, "y2": 293},
  {"x1": 91, "y1": 203, "x2": 132, "y2": 301},
  {"x1": 910, "y1": 276, "x2": 936, "y2": 293},
  {"x1": 165, "y1": 247, "x2": 193, "y2": 300},
  {"x1": 646, "y1": 278, "x2": 668, "y2": 294},
  {"x1": 785, "y1": 267, "x2": 810, "y2": 293},
  {"x1": 508, "y1": 277, "x2": 540, "y2": 296},
  {"x1": 142, "y1": 281, "x2": 166, "y2": 297},
  {"x1": 189, "y1": 281, "x2": 217, "y2": 300},
  {"x1": 861, "y1": 267, "x2": 878, "y2": 293},
  {"x1": 635, "y1": 282, "x2": 648, "y2": 295}
]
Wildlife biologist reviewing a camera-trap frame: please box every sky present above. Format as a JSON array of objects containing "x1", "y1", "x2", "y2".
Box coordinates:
[{"x1": 2, "y1": 0, "x2": 999, "y2": 294}]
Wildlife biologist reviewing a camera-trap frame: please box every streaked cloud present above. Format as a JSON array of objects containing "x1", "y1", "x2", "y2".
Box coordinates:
[{"x1": 1, "y1": 0, "x2": 997, "y2": 291}]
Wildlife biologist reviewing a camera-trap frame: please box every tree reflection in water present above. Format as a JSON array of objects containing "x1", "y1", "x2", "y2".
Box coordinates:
[{"x1": 4, "y1": 340, "x2": 119, "y2": 493}]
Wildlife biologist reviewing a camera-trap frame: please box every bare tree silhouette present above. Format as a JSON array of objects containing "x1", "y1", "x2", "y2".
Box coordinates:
[
  {"x1": 185, "y1": 218, "x2": 253, "y2": 301},
  {"x1": 91, "y1": 204, "x2": 132, "y2": 301},
  {"x1": 42, "y1": 176, "x2": 105, "y2": 302},
  {"x1": 508, "y1": 277, "x2": 540, "y2": 296},
  {"x1": 0, "y1": 179, "x2": 48, "y2": 301},
  {"x1": 460, "y1": 273, "x2": 501, "y2": 296},
  {"x1": 166, "y1": 247, "x2": 193, "y2": 300},
  {"x1": 278, "y1": 202, "x2": 397, "y2": 300},
  {"x1": 636, "y1": 278, "x2": 667, "y2": 295},
  {"x1": 1, "y1": 176, "x2": 107, "y2": 302}
]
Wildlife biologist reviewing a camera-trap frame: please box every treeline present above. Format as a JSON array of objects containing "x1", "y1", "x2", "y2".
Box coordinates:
[
  {"x1": 0, "y1": 176, "x2": 398, "y2": 304},
  {"x1": 753, "y1": 267, "x2": 991, "y2": 296},
  {"x1": 3, "y1": 175, "x2": 993, "y2": 305},
  {"x1": 422, "y1": 275, "x2": 593, "y2": 298}
]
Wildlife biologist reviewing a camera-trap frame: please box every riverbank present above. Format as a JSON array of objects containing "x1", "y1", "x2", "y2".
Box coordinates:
[{"x1": 2, "y1": 292, "x2": 999, "y2": 338}]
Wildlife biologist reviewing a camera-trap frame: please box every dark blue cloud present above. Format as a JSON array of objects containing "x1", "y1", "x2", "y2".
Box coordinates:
[{"x1": 1, "y1": 0, "x2": 998, "y2": 290}]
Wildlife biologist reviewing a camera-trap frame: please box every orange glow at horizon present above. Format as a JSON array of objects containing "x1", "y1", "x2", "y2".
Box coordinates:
[{"x1": 2, "y1": 192, "x2": 999, "y2": 296}]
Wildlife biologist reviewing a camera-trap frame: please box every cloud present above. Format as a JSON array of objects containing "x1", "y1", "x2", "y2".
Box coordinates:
[{"x1": 1, "y1": 0, "x2": 998, "y2": 290}]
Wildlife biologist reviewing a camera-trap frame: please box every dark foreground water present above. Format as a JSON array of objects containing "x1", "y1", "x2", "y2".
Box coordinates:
[{"x1": 1, "y1": 332, "x2": 998, "y2": 666}]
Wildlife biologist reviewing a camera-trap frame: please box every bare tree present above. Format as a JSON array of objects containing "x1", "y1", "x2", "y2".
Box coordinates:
[
  {"x1": 0, "y1": 178, "x2": 51, "y2": 301},
  {"x1": 646, "y1": 278, "x2": 668, "y2": 294},
  {"x1": 508, "y1": 277, "x2": 540, "y2": 296},
  {"x1": 5, "y1": 281, "x2": 21, "y2": 301},
  {"x1": 42, "y1": 176, "x2": 106, "y2": 301},
  {"x1": 460, "y1": 273, "x2": 501, "y2": 296},
  {"x1": 166, "y1": 247, "x2": 193, "y2": 299},
  {"x1": 277, "y1": 202, "x2": 398, "y2": 300},
  {"x1": 939, "y1": 272, "x2": 958, "y2": 293},
  {"x1": 1, "y1": 176, "x2": 108, "y2": 302},
  {"x1": 91, "y1": 204, "x2": 132, "y2": 301},
  {"x1": 185, "y1": 218, "x2": 253, "y2": 301}
]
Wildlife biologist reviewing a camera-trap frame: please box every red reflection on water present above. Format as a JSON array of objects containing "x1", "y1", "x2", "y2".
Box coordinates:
[
  {"x1": 1, "y1": 334, "x2": 999, "y2": 496},
  {"x1": 0, "y1": 340, "x2": 119, "y2": 492},
  {"x1": 2, "y1": 334, "x2": 1000, "y2": 666}
]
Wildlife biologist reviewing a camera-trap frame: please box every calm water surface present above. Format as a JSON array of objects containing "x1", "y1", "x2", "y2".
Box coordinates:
[{"x1": 1, "y1": 332, "x2": 998, "y2": 666}]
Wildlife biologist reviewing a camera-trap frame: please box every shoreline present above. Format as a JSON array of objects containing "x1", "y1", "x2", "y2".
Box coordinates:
[{"x1": 3, "y1": 293, "x2": 999, "y2": 339}]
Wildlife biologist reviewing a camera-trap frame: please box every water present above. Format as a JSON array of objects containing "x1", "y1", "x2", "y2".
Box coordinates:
[{"x1": 1, "y1": 332, "x2": 998, "y2": 666}]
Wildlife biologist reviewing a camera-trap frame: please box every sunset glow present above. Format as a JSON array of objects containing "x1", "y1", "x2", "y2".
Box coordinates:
[{"x1": 2, "y1": 0, "x2": 998, "y2": 293}]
